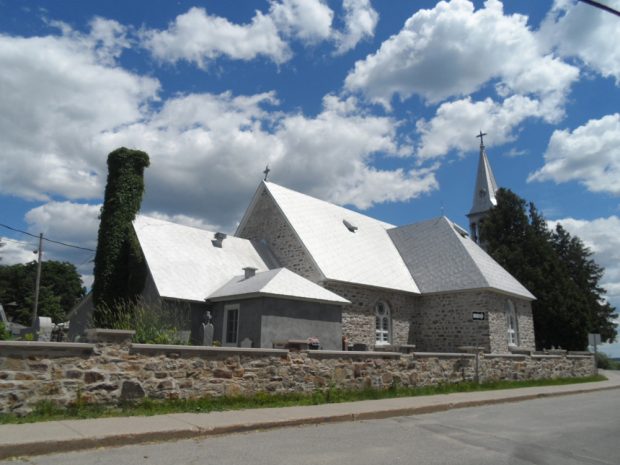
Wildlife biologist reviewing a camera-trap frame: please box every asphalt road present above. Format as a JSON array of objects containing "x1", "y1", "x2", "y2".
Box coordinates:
[{"x1": 7, "y1": 389, "x2": 620, "y2": 465}]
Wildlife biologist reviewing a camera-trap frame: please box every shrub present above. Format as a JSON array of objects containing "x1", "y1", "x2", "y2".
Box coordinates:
[
  {"x1": 595, "y1": 352, "x2": 620, "y2": 370},
  {"x1": 93, "y1": 298, "x2": 189, "y2": 345},
  {"x1": 0, "y1": 322, "x2": 11, "y2": 340}
]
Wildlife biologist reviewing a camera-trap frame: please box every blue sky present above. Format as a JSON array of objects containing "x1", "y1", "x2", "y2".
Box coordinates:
[{"x1": 0, "y1": 0, "x2": 618, "y2": 354}]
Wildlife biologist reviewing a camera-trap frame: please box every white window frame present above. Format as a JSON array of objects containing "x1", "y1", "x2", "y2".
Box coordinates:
[
  {"x1": 506, "y1": 300, "x2": 519, "y2": 347},
  {"x1": 223, "y1": 304, "x2": 240, "y2": 347},
  {"x1": 375, "y1": 301, "x2": 391, "y2": 346}
]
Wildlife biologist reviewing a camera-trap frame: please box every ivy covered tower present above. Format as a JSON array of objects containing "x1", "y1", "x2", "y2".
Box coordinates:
[{"x1": 467, "y1": 131, "x2": 498, "y2": 246}]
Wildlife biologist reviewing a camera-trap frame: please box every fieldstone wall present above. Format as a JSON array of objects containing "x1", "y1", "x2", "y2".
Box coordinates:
[
  {"x1": 324, "y1": 282, "x2": 415, "y2": 349},
  {"x1": 0, "y1": 331, "x2": 595, "y2": 415},
  {"x1": 238, "y1": 189, "x2": 323, "y2": 282},
  {"x1": 414, "y1": 291, "x2": 535, "y2": 353},
  {"x1": 487, "y1": 295, "x2": 535, "y2": 353}
]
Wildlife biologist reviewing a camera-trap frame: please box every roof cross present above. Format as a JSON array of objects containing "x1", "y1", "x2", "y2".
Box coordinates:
[
  {"x1": 263, "y1": 165, "x2": 270, "y2": 181},
  {"x1": 476, "y1": 130, "x2": 487, "y2": 149}
]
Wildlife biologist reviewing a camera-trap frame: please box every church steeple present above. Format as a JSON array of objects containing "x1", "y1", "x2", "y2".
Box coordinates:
[{"x1": 467, "y1": 131, "x2": 498, "y2": 245}]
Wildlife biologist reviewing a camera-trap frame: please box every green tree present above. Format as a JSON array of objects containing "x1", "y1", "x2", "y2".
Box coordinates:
[
  {"x1": 92, "y1": 147, "x2": 150, "y2": 326},
  {"x1": 480, "y1": 188, "x2": 616, "y2": 350},
  {"x1": 0, "y1": 261, "x2": 85, "y2": 325},
  {"x1": 551, "y1": 224, "x2": 617, "y2": 342}
]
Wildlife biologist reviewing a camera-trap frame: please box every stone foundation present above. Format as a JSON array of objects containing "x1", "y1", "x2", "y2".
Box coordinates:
[{"x1": 0, "y1": 331, "x2": 595, "y2": 415}]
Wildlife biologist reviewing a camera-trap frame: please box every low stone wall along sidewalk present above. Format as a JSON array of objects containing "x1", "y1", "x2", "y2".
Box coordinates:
[{"x1": 0, "y1": 330, "x2": 596, "y2": 415}]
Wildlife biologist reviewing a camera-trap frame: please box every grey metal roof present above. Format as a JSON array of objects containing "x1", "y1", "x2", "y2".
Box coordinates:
[
  {"x1": 469, "y1": 147, "x2": 498, "y2": 216},
  {"x1": 134, "y1": 216, "x2": 268, "y2": 302},
  {"x1": 208, "y1": 268, "x2": 351, "y2": 304},
  {"x1": 241, "y1": 182, "x2": 420, "y2": 294},
  {"x1": 388, "y1": 217, "x2": 535, "y2": 300}
]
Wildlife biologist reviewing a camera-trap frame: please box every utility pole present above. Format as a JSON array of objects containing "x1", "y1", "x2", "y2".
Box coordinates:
[{"x1": 31, "y1": 233, "x2": 43, "y2": 329}]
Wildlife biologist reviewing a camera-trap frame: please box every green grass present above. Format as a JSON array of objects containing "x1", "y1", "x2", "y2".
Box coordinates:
[{"x1": 0, "y1": 374, "x2": 606, "y2": 425}]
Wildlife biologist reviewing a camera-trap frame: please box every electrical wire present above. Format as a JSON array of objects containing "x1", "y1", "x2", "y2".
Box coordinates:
[{"x1": 0, "y1": 223, "x2": 96, "y2": 252}]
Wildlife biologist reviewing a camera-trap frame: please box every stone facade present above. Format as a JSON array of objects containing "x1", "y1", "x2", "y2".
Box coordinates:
[
  {"x1": 487, "y1": 294, "x2": 535, "y2": 353},
  {"x1": 414, "y1": 291, "x2": 535, "y2": 353},
  {"x1": 0, "y1": 333, "x2": 594, "y2": 415},
  {"x1": 238, "y1": 189, "x2": 323, "y2": 282},
  {"x1": 324, "y1": 282, "x2": 416, "y2": 349}
]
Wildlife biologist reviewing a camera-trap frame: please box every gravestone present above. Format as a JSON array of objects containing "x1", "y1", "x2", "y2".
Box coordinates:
[
  {"x1": 202, "y1": 322, "x2": 214, "y2": 346},
  {"x1": 35, "y1": 316, "x2": 53, "y2": 342}
]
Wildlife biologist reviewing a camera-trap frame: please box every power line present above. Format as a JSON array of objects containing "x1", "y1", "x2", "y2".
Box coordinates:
[
  {"x1": 0, "y1": 223, "x2": 96, "y2": 252},
  {"x1": 579, "y1": 0, "x2": 620, "y2": 17}
]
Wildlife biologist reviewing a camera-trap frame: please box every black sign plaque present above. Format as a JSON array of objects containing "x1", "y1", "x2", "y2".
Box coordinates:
[{"x1": 472, "y1": 312, "x2": 485, "y2": 321}]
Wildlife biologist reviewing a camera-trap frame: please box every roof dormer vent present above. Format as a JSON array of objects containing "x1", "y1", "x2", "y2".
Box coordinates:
[
  {"x1": 343, "y1": 219, "x2": 358, "y2": 233},
  {"x1": 243, "y1": 267, "x2": 257, "y2": 279},
  {"x1": 212, "y1": 232, "x2": 227, "y2": 248}
]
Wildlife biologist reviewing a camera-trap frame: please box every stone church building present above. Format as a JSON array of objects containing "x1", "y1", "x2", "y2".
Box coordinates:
[{"x1": 133, "y1": 138, "x2": 536, "y2": 353}]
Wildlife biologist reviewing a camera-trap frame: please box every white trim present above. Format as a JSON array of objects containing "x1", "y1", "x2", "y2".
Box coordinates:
[
  {"x1": 223, "y1": 304, "x2": 240, "y2": 347},
  {"x1": 506, "y1": 300, "x2": 519, "y2": 347}
]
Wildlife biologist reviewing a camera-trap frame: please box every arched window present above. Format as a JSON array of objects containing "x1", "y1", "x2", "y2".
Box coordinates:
[
  {"x1": 506, "y1": 300, "x2": 518, "y2": 347},
  {"x1": 375, "y1": 301, "x2": 391, "y2": 345}
]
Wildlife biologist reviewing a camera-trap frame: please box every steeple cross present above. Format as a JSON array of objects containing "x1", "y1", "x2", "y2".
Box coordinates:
[
  {"x1": 263, "y1": 165, "x2": 270, "y2": 181},
  {"x1": 476, "y1": 130, "x2": 487, "y2": 148}
]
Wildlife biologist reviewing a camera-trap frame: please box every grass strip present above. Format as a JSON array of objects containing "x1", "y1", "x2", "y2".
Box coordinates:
[{"x1": 0, "y1": 374, "x2": 606, "y2": 425}]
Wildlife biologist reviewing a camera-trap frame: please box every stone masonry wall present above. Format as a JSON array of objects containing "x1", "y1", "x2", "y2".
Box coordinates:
[
  {"x1": 487, "y1": 295, "x2": 535, "y2": 353},
  {"x1": 324, "y1": 282, "x2": 416, "y2": 349},
  {"x1": 237, "y1": 189, "x2": 323, "y2": 282},
  {"x1": 414, "y1": 291, "x2": 535, "y2": 353},
  {"x1": 0, "y1": 334, "x2": 595, "y2": 415}
]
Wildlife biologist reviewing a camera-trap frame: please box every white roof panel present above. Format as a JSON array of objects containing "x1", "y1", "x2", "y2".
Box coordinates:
[
  {"x1": 262, "y1": 182, "x2": 420, "y2": 294},
  {"x1": 209, "y1": 268, "x2": 350, "y2": 304},
  {"x1": 134, "y1": 216, "x2": 268, "y2": 302}
]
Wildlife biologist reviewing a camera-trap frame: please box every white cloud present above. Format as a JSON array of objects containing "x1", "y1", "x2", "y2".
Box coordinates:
[
  {"x1": 0, "y1": 25, "x2": 159, "y2": 201},
  {"x1": 97, "y1": 91, "x2": 437, "y2": 229},
  {"x1": 0, "y1": 238, "x2": 37, "y2": 265},
  {"x1": 270, "y1": 0, "x2": 333, "y2": 43},
  {"x1": 334, "y1": 0, "x2": 378, "y2": 54},
  {"x1": 344, "y1": 0, "x2": 578, "y2": 108},
  {"x1": 540, "y1": 0, "x2": 620, "y2": 83},
  {"x1": 549, "y1": 216, "x2": 620, "y2": 311},
  {"x1": 529, "y1": 113, "x2": 620, "y2": 195},
  {"x1": 142, "y1": 1, "x2": 382, "y2": 67},
  {"x1": 24, "y1": 202, "x2": 100, "y2": 278},
  {"x1": 25, "y1": 201, "x2": 100, "y2": 251},
  {"x1": 142, "y1": 7, "x2": 291, "y2": 67},
  {"x1": 416, "y1": 95, "x2": 543, "y2": 158}
]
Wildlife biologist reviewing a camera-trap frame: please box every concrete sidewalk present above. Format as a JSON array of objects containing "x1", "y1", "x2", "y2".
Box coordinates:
[{"x1": 1, "y1": 371, "x2": 619, "y2": 460}]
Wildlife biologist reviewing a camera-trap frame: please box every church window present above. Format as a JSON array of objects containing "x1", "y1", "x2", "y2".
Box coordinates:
[
  {"x1": 224, "y1": 304, "x2": 239, "y2": 346},
  {"x1": 375, "y1": 301, "x2": 391, "y2": 345},
  {"x1": 506, "y1": 300, "x2": 518, "y2": 346}
]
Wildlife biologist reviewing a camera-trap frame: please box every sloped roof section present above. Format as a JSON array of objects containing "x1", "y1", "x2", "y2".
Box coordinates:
[
  {"x1": 469, "y1": 147, "x2": 498, "y2": 216},
  {"x1": 208, "y1": 268, "x2": 351, "y2": 304},
  {"x1": 243, "y1": 182, "x2": 419, "y2": 294},
  {"x1": 134, "y1": 216, "x2": 268, "y2": 302},
  {"x1": 388, "y1": 217, "x2": 535, "y2": 300}
]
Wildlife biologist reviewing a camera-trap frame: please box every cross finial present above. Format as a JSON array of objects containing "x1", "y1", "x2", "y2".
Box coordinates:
[
  {"x1": 476, "y1": 130, "x2": 487, "y2": 149},
  {"x1": 263, "y1": 165, "x2": 270, "y2": 181}
]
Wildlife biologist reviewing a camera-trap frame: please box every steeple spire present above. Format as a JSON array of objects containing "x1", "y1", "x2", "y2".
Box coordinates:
[{"x1": 467, "y1": 131, "x2": 498, "y2": 245}]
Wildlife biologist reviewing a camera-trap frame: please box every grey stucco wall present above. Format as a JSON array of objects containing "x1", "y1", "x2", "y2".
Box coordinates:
[
  {"x1": 207, "y1": 297, "x2": 342, "y2": 350},
  {"x1": 237, "y1": 189, "x2": 323, "y2": 282}
]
